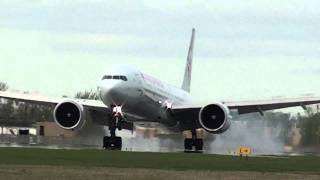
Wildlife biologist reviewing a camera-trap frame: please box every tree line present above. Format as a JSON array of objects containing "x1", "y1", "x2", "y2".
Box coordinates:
[{"x1": 297, "y1": 107, "x2": 320, "y2": 146}]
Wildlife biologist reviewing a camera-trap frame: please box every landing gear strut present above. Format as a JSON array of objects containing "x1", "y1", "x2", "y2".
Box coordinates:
[
  {"x1": 103, "y1": 106, "x2": 123, "y2": 150},
  {"x1": 183, "y1": 129, "x2": 204, "y2": 153}
]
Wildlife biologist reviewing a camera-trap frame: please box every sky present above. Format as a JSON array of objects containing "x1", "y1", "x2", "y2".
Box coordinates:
[{"x1": 1, "y1": 0, "x2": 320, "y2": 107}]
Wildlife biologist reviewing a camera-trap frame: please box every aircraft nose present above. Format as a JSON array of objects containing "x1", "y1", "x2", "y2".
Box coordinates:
[
  {"x1": 100, "y1": 80, "x2": 121, "y2": 96},
  {"x1": 98, "y1": 80, "x2": 124, "y2": 104}
]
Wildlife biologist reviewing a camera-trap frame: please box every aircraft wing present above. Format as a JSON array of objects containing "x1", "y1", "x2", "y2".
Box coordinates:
[
  {"x1": 224, "y1": 96, "x2": 320, "y2": 114},
  {"x1": 0, "y1": 91, "x2": 134, "y2": 130},
  {"x1": 0, "y1": 91, "x2": 107, "y2": 109},
  {"x1": 172, "y1": 96, "x2": 320, "y2": 115}
]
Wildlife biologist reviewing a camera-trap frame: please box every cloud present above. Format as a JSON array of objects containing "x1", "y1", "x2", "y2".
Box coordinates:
[
  {"x1": 0, "y1": 28, "x2": 147, "y2": 54},
  {"x1": 294, "y1": 67, "x2": 320, "y2": 75},
  {"x1": 49, "y1": 31, "x2": 147, "y2": 53},
  {"x1": 198, "y1": 38, "x2": 320, "y2": 58},
  {"x1": 206, "y1": 1, "x2": 318, "y2": 14}
]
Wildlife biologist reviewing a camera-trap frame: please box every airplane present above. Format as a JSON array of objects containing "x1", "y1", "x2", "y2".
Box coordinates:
[{"x1": 1, "y1": 28, "x2": 320, "y2": 152}]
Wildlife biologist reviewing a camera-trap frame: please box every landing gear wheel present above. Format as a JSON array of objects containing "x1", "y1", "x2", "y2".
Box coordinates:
[
  {"x1": 103, "y1": 136, "x2": 111, "y2": 149},
  {"x1": 184, "y1": 138, "x2": 193, "y2": 153},
  {"x1": 111, "y1": 137, "x2": 122, "y2": 150},
  {"x1": 194, "y1": 139, "x2": 203, "y2": 153},
  {"x1": 103, "y1": 136, "x2": 122, "y2": 150}
]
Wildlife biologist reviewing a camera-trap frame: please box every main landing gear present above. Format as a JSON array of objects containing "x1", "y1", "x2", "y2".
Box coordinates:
[
  {"x1": 183, "y1": 128, "x2": 204, "y2": 153},
  {"x1": 103, "y1": 106, "x2": 123, "y2": 150}
]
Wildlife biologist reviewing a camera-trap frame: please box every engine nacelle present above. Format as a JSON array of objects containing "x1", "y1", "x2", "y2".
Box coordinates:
[
  {"x1": 53, "y1": 100, "x2": 85, "y2": 130},
  {"x1": 198, "y1": 103, "x2": 231, "y2": 134}
]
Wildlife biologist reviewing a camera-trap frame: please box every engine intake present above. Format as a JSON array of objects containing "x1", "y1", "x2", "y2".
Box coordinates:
[
  {"x1": 198, "y1": 103, "x2": 230, "y2": 134},
  {"x1": 53, "y1": 101, "x2": 85, "y2": 130}
]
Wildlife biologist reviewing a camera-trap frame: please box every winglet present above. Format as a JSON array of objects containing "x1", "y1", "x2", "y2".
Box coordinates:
[{"x1": 181, "y1": 28, "x2": 195, "y2": 92}]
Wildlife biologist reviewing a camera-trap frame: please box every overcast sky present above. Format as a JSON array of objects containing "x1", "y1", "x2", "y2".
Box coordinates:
[{"x1": 0, "y1": 0, "x2": 320, "y2": 104}]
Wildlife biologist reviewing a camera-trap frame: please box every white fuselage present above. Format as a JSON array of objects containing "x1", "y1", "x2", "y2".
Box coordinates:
[{"x1": 97, "y1": 65, "x2": 193, "y2": 127}]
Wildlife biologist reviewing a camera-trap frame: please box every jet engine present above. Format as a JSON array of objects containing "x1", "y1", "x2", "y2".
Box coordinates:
[
  {"x1": 198, "y1": 103, "x2": 230, "y2": 134},
  {"x1": 53, "y1": 100, "x2": 85, "y2": 130}
]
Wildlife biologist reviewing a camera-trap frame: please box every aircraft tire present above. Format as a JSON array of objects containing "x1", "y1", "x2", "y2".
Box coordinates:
[
  {"x1": 194, "y1": 139, "x2": 203, "y2": 153},
  {"x1": 103, "y1": 136, "x2": 111, "y2": 149},
  {"x1": 184, "y1": 138, "x2": 193, "y2": 152},
  {"x1": 113, "y1": 136, "x2": 122, "y2": 150},
  {"x1": 103, "y1": 136, "x2": 122, "y2": 150}
]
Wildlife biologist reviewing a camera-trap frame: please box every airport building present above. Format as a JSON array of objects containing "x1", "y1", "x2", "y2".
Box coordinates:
[{"x1": 35, "y1": 122, "x2": 76, "y2": 138}]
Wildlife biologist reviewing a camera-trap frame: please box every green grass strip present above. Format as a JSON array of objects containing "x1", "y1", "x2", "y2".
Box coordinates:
[{"x1": 0, "y1": 147, "x2": 319, "y2": 173}]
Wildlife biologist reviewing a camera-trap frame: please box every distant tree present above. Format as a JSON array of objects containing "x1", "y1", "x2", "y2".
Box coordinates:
[
  {"x1": 0, "y1": 82, "x2": 11, "y2": 125},
  {"x1": 299, "y1": 110, "x2": 320, "y2": 146},
  {"x1": 0, "y1": 82, "x2": 8, "y2": 91},
  {"x1": 0, "y1": 87, "x2": 54, "y2": 126},
  {"x1": 0, "y1": 100, "x2": 14, "y2": 126},
  {"x1": 75, "y1": 89, "x2": 99, "y2": 100}
]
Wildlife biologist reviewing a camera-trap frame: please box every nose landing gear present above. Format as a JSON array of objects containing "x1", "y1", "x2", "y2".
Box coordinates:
[{"x1": 103, "y1": 106, "x2": 123, "y2": 150}]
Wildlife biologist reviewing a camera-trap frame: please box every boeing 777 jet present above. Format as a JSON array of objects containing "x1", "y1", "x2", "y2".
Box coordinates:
[{"x1": 1, "y1": 28, "x2": 320, "y2": 152}]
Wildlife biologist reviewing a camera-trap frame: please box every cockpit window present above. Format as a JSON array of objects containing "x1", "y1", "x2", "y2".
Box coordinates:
[
  {"x1": 102, "y1": 75, "x2": 112, "y2": 80},
  {"x1": 120, "y1": 76, "x2": 127, "y2": 81},
  {"x1": 102, "y1": 75, "x2": 127, "y2": 81}
]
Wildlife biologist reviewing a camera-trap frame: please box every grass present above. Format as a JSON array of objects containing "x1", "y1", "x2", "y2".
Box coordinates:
[{"x1": 0, "y1": 147, "x2": 319, "y2": 174}]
